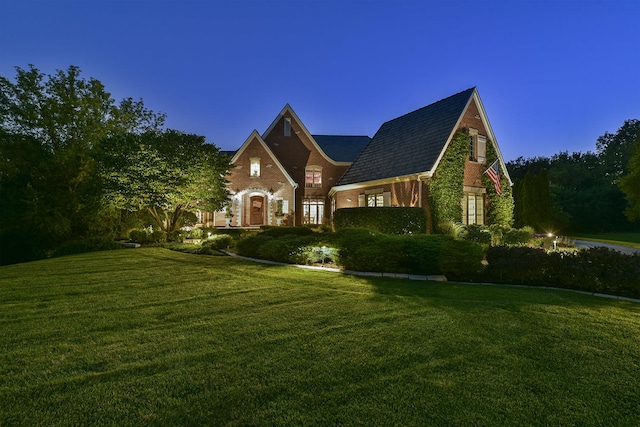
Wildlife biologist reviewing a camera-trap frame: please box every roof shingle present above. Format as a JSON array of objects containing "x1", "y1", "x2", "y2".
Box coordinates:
[
  {"x1": 312, "y1": 135, "x2": 371, "y2": 163},
  {"x1": 337, "y1": 88, "x2": 475, "y2": 185}
]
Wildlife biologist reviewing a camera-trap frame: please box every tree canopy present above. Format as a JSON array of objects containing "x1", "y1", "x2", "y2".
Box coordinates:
[
  {"x1": 507, "y1": 119, "x2": 640, "y2": 233},
  {"x1": 99, "y1": 130, "x2": 231, "y2": 235},
  {"x1": 0, "y1": 65, "x2": 229, "y2": 264}
]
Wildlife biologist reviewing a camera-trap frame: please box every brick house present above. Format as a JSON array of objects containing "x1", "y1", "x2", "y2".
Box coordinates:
[
  {"x1": 207, "y1": 104, "x2": 370, "y2": 227},
  {"x1": 206, "y1": 87, "x2": 511, "y2": 229}
]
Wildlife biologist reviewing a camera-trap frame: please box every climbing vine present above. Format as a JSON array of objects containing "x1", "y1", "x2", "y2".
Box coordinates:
[
  {"x1": 429, "y1": 131, "x2": 468, "y2": 232},
  {"x1": 483, "y1": 141, "x2": 514, "y2": 227}
]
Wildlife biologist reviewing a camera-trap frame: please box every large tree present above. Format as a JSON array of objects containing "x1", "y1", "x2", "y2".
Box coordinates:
[
  {"x1": 99, "y1": 130, "x2": 231, "y2": 238},
  {"x1": 0, "y1": 65, "x2": 165, "y2": 263},
  {"x1": 618, "y1": 132, "x2": 640, "y2": 221}
]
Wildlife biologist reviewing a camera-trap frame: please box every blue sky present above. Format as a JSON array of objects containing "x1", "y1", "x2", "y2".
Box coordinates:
[{"x1": 1, "y1": 0, "x2": 638, "y2": 161}]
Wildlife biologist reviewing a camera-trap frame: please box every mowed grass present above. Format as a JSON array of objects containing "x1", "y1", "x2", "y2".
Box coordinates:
[{"x1": 1, "y1": 248, "x2": 639, "y2": 426}]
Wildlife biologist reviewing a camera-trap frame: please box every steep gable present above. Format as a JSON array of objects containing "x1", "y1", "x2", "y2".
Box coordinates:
[
  {"x1": 336, "y1": 88, "x2": 475, "y2": 185},
  {"x1": 230, "y1": 130, "x2": 296, "y2": 187}
]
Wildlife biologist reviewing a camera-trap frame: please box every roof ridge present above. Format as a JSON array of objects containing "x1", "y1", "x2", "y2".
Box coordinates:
[{"x1": 381, "y1": 87, "x2": 475, "y2": 125}]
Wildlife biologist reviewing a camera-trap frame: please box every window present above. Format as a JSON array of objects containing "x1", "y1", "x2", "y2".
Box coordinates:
[
  {"x1": 367, "y1": 193, "x2": 384, "y2": 207},
  {"x1": 276, "y1": 199, "x2": 289, "y2": 216},
  {"x1": 305, "y1": 166, "x2": 322, "y2": 188},
  {"x1": 359, "y1": 190, "x2": 391, "y2": 207},
  {"x1": 462, "y1": 193, "x2": 484, "y2": 225},
  {"x1": 469, "y1": 129, "x2": 487, "y2": 164},
  {"x1": 284, "y1": 118, "x2": 291, "y2": 137},
  {"x1": 303, "y1": 198, "x2": 324, "y2": 224},
  {"x1": 477, "y1": 135, "x2": 487, "y2": 164},
  {"x1": 250, "y1": 157, "x2": 260, "y2": 177}
]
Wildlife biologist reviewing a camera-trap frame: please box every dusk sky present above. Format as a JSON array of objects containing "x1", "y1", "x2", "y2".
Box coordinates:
[{"x1": 1, "y1": 0, "x2": 638, "y2": 162}]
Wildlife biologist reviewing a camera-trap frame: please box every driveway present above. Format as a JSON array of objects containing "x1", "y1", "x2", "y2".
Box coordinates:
[{"x1": 573, "y1": 240, "x2": 640, "y2": 255}]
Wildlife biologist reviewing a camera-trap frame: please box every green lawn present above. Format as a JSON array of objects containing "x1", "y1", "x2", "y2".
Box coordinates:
[
  {"x1": 1, "y1": 248, "x2": 639, "y2": 426},
  {"x1": 569, "y1": 232, "x2": 640, "y2": 248}
]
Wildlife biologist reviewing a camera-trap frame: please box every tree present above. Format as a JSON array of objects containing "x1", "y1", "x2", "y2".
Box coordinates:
[
  {"x1": 0, "y1": 65, "x2": 165, "y2": 263},
  {"x1": 99, "y1": 130, "x2": 231, "y2": 238},
  {"x1": 596, "y1": 119, "x2": 640, "y2": 180},
  {"x1": 618, "y1": 132, "x2": 640, "y2": 221}
]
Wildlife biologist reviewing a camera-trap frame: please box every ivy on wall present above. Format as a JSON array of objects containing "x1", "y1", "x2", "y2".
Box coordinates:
[
  {"x1": 429, "y1": 131, "x2": 468, "y2": 232},
  {"x1": 483, "y1": 141, "x2": 514, "y2": 227}
]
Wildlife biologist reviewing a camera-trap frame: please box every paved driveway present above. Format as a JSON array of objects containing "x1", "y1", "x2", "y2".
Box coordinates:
[{"x1": 573, "y1": 240, "x2": 640, "y2": 255}]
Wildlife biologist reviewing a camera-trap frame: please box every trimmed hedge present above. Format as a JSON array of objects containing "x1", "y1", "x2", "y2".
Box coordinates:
[
  {"x1": 484, "y1": 246, "x2": 640, "y2": 299},
  {"x1": 336, "y1": 228, "x2": 483, "y2": 278},
  {"x1": 333, "y1": 207, "x2": 427, "y2": 235}
]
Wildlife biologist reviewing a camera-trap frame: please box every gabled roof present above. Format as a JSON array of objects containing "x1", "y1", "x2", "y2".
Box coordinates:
[
  {"x1": 311, "y1": 135, "x2": 371, "y2": 162},
  {"x1": 230, "y1": 130, "x2": 297, "y2": 187},
  {"x1": 336, "y1": 88, "x2": 475, "y2": 186},
  {"x1": 262, "y1": 104, "x2": 361, "y2": 166}
]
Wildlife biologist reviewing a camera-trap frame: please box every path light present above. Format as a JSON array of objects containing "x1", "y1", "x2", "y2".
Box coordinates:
[{"x1": 321, "y1": 246, "x2": 327, "y2": 266}]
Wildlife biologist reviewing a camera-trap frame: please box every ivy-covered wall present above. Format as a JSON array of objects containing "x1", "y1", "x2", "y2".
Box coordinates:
[
  {"x1": 483, "y1": 141, "x2": 514, "y2": 227},
  {"x1": 429, "y1": 131, "x2": 468, "y2": 232},
  {"x1": 429, "y1": 131, "x2": 514, "y2": 232}
]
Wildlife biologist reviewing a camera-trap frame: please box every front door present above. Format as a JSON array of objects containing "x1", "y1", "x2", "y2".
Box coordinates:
[{"x1": 250, "y1": 196, "x2": 264, "y2": 225}]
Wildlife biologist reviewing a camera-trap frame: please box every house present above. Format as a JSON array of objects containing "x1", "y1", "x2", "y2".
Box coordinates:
[
  {"x1": 205, "y1": 87, "x2": 512, "y2": 230},
  {"x1": 206, "y1": 104, "x2": 370, "y2": 227}
]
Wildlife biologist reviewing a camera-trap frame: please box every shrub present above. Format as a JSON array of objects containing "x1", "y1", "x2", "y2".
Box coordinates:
[
  {"x1": 295, "y1": 244, "x2": 339, "y2": 265},
  {"x1": 503, "y1": 228, "x2": 533, "y2": 246},
  {"x1": 186, "y1": 228, "x2": 203, "y2": 239},
  {"x1": 438, "y1": 239, "x2": 485, "y2": 280},
  {"x1": 128, "y1": 229, "x2": 166, "y2": 244},
  {"x1": 236, "y1": 235, "x2": 273, "y2": 259},
  {"x1": 256, "y1": 235, "x2": 319, "y2": 264},
  {"x1": 465, "y1": 224, "x2": 491, "y2": 245},
  {"x1": 51, "y1": 237, "x2": 121, "y2": 258},
  {"x1": 202, "y1": 235, "x2": 233, "y2": 251},
  {"x1": 259, "y1": 226, "x2": 315, "y2": 238},
  {"x1": 484, "y1": 246, "x2": 640, "y2": 299},
  {"x1": 336, "y1": 229, "x2": 483, "y2": 278},
  {"x1": 333, "y1": 207, "x2": 427, "y2": 235}
]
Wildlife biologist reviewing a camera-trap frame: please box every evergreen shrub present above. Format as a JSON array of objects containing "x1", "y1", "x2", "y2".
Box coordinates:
[
  {"x1": 336, "y1": 229, "x2": 483, "y2": 277},
  {"x1": 333, "y1": 207, "x2": 427, "y2": 235},
  {"x1": 484, "y1": 246, "x2": 640, "y2": 298}
]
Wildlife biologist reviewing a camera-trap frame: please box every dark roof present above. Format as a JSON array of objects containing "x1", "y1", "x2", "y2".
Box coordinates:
[
  {"x1": 337, "y1": 88, "x2": 475, "y2": 185},
  {"x1": 312, "y1": 135, "x2": 371, "y2": 163}
]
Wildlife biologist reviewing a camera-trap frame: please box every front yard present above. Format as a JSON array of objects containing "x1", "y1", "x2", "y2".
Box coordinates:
[{"x1": 1, "y1": 248, "x2": 639, "y2": 425}]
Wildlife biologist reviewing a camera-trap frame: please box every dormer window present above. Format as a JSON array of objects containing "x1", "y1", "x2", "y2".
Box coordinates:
[
  {"x1": 305, "y1": 166, "x2": 322, "y2": 188},
  {"x1": 284, "y1": 118, "x2": 291, "y2": 137},
  {"x1": 250, "y1": 157, "x2": 260, "y2": 177}
]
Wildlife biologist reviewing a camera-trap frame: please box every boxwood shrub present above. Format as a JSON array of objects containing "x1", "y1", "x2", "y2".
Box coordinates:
[{"x1": 333, "y1": 207, "x2": 427, "y2": 234}]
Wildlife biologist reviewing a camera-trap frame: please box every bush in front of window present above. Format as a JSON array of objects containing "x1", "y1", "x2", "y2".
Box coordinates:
[{"x1": 333, "y1": 207, "x2": 427, "y2": 235}]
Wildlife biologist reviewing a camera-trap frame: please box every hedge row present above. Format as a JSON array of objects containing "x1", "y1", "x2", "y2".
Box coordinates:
[
  {"x1": 484, "y1": 246, "x2": 640, "y2": 299},
  {"x1": 336, "y1": 229, "x2": 483, "y2": 280},
  {"x1": 333, "y1": 207, "x2": 427, "y2": 235},
  {"x1": 236, "y1": 228, "x2": 484, "y2": 279}
]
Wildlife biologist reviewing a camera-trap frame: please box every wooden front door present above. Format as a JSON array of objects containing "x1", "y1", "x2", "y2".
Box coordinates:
[{"x1": 250, "y1": 196, "x2": 264, "y2": 225}]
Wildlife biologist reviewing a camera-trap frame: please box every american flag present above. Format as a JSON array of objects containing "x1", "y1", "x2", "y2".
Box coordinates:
[{"x1": 484, "y1": 160, "x2": 502, "y2": 195}]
